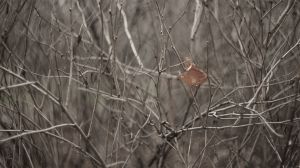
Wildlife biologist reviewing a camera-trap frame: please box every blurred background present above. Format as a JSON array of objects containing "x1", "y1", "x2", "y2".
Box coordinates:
[{"x1": 0, "y1": 0, "x2": 300, "y2": 167}]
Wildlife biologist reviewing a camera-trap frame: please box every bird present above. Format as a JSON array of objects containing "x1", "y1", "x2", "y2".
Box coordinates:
[{"x1": 178, "y1": 56, "x2": 207, "y2": 88}]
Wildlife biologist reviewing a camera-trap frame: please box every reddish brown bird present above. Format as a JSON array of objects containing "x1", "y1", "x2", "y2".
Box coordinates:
[{"x1": 178, "y1": 57, "x2": 207, "y2": 88}]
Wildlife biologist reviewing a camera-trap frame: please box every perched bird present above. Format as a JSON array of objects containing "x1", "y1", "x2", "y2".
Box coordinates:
[{"x1": 178, "y1": 57, "x2": 207, "y2": 88}]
